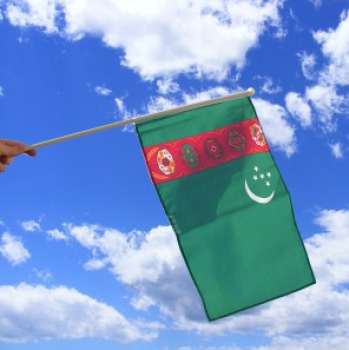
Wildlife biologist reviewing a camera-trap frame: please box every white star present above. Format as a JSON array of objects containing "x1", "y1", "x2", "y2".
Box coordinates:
[
  {"x1": 253, "y1": 175, "x2": 258, "y2": 181},
  {"x1": 266, "y1": 181, "x2": 271, "y2": 187},
  {"x1": 260, "y1": 173, "x2": 265, "y2": 179},
  {"x1": 267, "y1": 172, "x2": 271, "y2": 178},
  {"x1": 254, "y1": 166, "x2": 259, "y2": 172}
]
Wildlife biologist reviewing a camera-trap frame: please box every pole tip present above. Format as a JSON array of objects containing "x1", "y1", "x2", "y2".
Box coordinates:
[{"x1": 247, "y1": 87, "x2": 255, "y2": 96}]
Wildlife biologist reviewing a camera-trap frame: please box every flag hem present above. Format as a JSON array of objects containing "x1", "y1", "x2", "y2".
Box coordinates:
[{"x1": 206, "y1": 278, "x2": 316, "y2": 321}]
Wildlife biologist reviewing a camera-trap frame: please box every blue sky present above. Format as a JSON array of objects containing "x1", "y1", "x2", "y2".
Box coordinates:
[{"x1": 1, "y1": 0, "x2": 349, "y2": 349}]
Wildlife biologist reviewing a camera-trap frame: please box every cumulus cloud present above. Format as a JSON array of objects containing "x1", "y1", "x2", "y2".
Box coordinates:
[
  {"x1": 181, "y1": 86, "x2": 237, "y2": 105},
  {"x1": 178, "y1": 87, "x2": 297, "y2": 153},
  {"x1": 156, "y1": 78, "x2": 180, "y2": 95},
  {"x1": 113, "y1": 96, "x2": 140, "y2": 132},
  {"x1": 141, "y1": 86, "x2": 235, "y2": 115},
  {"x1": 65, "y1": 224, "x2": 201, "y2": 318},
  {"x1": 141, "y1": 86, "x2": 297, "y2": 156},
  {"x1": 252, "y1": 98, "x2": 296, "y2": 156},
  {"x1": 307, "y1": 209, "x2": 349, "y2": 288},
  {"x1": 298, "y1": 52, "x2": 317, "y2": 81},
  {"x1": 0, "y1": 232, "x2": 31, "y2": 266},
  {"x1": 6, "y1": 0, "x2": 58, "y2": 33},
  {"x1": 115, "y1": 97, "x2": 126, "y2": 114},
  {"x1": 46, "y1": 228, "x2": 68, "y2": 241},
  {"x1": 285, "y1": 91, "x2": 312, "y2": 127},
  {"x1": 145, "y1": 96, "x2": 181, "y2": 115},
  {"x1": 238, "y1": 209, "x2": 349, "y2": 338},
  {"x1": 83, "y1": 258, "x2": 107, "y2": 271},
  {"x1": 175, "y1": 336, "x2": 349, "y2": 350},
  {"x1": 305, "y1": 84, "x2": 348, "y2": 131},
  {"x1": 190, "y1": 347, "x2": 242, "y2": 350},
  {"x1": 308, "y1": 0, "x2": 322, "y2": 8},
  {"x1": 32, "y1": 268, "x2": 52, "y2": 283},
  {"x1": 65, "y1": 224, "x2": 206, "y2": 327},
  {"x1": 94, "y1": 85, "x2": 112, "y2": 96},
  {"x1": 329, "y1": 142, "x2": 344, "y2": 159},
  {"x1": 255, "y1": 76, "x2": 282, "y2": 95},
  {"x1": 293, "y1": 11, "x2": 349, "y2": 132},
  {"x1": 286, "y1": 84, "x2": 348, "y2": 134},
  {"x1": 145, "y1": 85, "x2": 234, "y2": 113},
  {"x1": 4, "y1": 0, "x2": 283, "y2": 80},
  {"x1": 314, "y1": 10, "x2": 349, "y2": 86},
  {"x1": 254, "y1": 336, "x2": 349, "y2": 350},
  {"x1": 0, "y1": 283, "x2": 160, "y2": 343},
  {"x1": 20, "y1": 220, "x2": 41, "y2": 232},
  {"x1": 61, "y1": 207, "x2": 349, "y2": 339}
]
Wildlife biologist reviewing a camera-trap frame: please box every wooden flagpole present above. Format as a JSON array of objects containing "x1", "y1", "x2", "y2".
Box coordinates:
[{"x1": 25, "y1": 88, "x2": 255, "y2": 151}]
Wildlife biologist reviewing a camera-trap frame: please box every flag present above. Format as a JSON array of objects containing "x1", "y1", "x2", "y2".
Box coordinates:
[{"x1": 136, "y1": 95, "x2": 315, "y2": 321}]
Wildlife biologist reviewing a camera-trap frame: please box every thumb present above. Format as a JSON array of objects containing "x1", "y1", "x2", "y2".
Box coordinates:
[{"x1": 0, "y1": 140, "x2": 27, "y2": 157}]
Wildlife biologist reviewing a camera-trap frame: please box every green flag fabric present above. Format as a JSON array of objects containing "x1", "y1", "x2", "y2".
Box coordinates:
[{"x1": 136, "y1": 96, "x2": 315, "y2": 321}]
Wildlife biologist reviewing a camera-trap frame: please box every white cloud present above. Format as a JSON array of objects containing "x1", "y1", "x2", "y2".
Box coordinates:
[
  {"x1": 285, "y1": 91, "x2": 312, "y2": 127},
  {"x1": 245, "y1": 209, "x2": 349, "y2": 338},
  {"x1": 84, "y1": 258, "x2": 107, "y2": 271},
  {"x1": 0, "y1": 283, "x2": 160, "y2": 343},
  {"x1": 118, "y1": 86, "x2": 238, "y2": 134},
  {"x1": 20, "y1": 220, "x2": 41, "y2": 232},
  {"x1": 329, "y1": 142, "x2": 344, "y2": 159},
  {"x1": 0, "y1": 232, "x2": 31, "y2": 266},
  {"x1": 145, "y1": 86, "x2": 235, "y2": 115},
  {"x1": 64, "y1": 207, "x2": 349, "y2": 339},
  {"x1": 305, "y1": 84, "x2": 347, "y2": 131},
  {"x1": 6, "y1": 0, "x2": 58, "y2": 33},
  {"x1": 95, "y1": 85, "x2": 112, "y2": 96},
  {"x1": 182, "y1": 86, "x2": 235, "y2": 105},
  {"x1": 307, "y1": 209, "x2": 349, "y2": 288},
  {"x1": 146, "y1": 86, "x2": 235, "y2": 113},
  {"x1": 66, "y1": 224, "x2": 204, "y2": 325},
  {"x1": 308, "y1": 0, "x2": 322, "y2": 8},
  {"x1": 157, "y1": 78, "x2": 180, "y2": 95},
  {"x1": 254, "y1": 336, "x2": 349, "y2": 350},
  {"x1": 67, "y1": 225, "x2": 183, "y2": 286},
  {"x1": 294, "y1": 12, "x2": 349, "y2": 134},
  {"x1": 0, "y1": 85, "x2": 3, "y2": 96},
  {"x1": 253, "y1": 98, "x2": 296, "y2": 156},
  {"x1": 146, "y1": 96, "x2": 180, "y2": 115},
  {"x1": 298, "y1": 52, "x2": 317, "y2": 81},
  {"x1": 46, "y1": 228, "x2": 68, "y2": 241},
  {"x1": 32, "y1": 268, "x2": 52, "y2": 282},
  {"x1": 5, "y1": 0, "x2": 283, "y2": 80},
  {"x1": 256, "y1": 76, "x2": 282, "y2": 95},
  {"x1": 186, "y1": 347, "x2": 242, "y2": 350},
  {"x1": 114, "y1": 97, "x2": 139, "y2": 132},
  {"x1": 313, "y1": 10, "x2": 349, "y2": 86},
  {"x1": 131, "y1": 87, "x2": 297, "y2": 156},
  {"x1": 115, "y1": 97, "x2": 125, "y2": 114}
]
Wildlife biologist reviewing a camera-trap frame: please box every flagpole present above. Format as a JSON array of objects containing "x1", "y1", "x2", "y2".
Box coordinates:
[{"x1": 25, "y1": 88, "x2": 255, "y2": 151}]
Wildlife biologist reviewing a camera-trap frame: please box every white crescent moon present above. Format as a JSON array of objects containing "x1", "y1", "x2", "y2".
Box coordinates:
[{"x1": 245, "y1": 179, "x2": 275, "y2": 204}]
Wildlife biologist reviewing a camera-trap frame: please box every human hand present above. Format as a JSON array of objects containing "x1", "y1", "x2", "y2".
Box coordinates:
[{"x1": 0, "y1": 139, "x2": 36, "y2": 172}]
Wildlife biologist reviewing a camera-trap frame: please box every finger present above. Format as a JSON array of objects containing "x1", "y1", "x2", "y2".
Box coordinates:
[
  {"x1": 0, "y1": 156, "x2": 14, "y2": 165},
  {"x1": 25, "y1": 148, "x2": 37, "y2": 157},
  {"x1": 0, "y1": 162, "x2": 7, "y2": 172},
  {"x1": 0, "y1": 140, "x2": 26, "y2": 157}
]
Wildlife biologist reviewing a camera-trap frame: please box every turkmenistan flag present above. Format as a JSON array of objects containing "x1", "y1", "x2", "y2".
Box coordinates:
[{"x1": 136, "y1": 95, "x2": 315, "y2": 321}]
